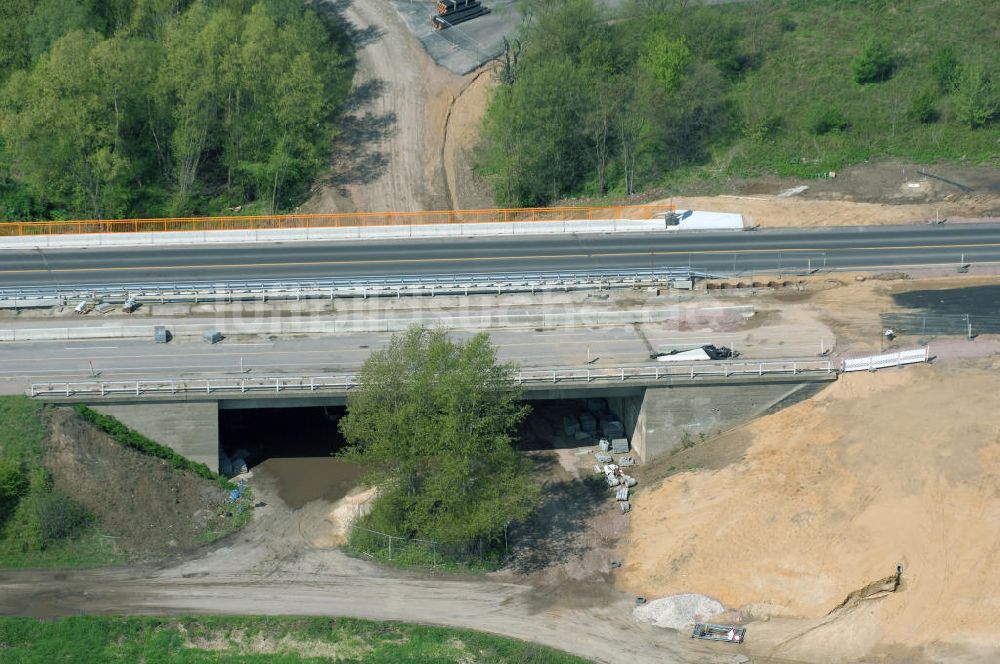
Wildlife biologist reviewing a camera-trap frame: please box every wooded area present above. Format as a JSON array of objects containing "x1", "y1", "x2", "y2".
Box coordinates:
[
  {"x1": 0, "y1": 0, "x2": 354, "y2": 221},
  {"x1": 476, "y1": 0, "x2": 1000, "y2": 207}
]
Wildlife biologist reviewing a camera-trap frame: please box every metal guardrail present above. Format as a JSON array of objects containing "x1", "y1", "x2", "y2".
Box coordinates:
[
  {"x1": 29, "y1": 360, "x2": 835, "y2": 398},
  {"x1": 0, "y1": 267, "x2": 720, "y2": 307}
]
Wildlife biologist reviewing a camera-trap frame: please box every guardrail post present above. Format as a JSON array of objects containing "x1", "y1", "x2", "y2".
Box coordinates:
[
  {"x1": 587, "y1": 369, "x2": 591, "y2": 383},
  {"x1": 655, "y1": 367, "x2": 659, "y2": 380},
  {"x1": 240, "y1": 379, "x2": 245, "y2": 393},
  {"x1": 724, "y1": 365, "x2": 729, "y2": 377},
  {"x1": 620, "y1": 368, "x2": 625, "y2": 382},
  {"x1": 690, "y1": 366, "x2": 694, "y2": 379},
  {"x1": 31, "y1": 385, "x2": 37, "y2": 397},
  {"x1": 100, "y1": 383, "x2": 105, "y2": 397},
  {"x1": 552, "y1": 371, "x2": 556, "y2": 384},
  {"x1": 793, "y1": 362, "x2": 798, "y2": 375},
  {"x1": 136, "y1": 382, "x2": 140, "y2": 396},
  {"x1": 276, "y1": 379, "x2": 281, "y2": 393},
  {"x1": 759, "y1": 364, "x2": 763, "y2": 376},
  {"x1": 205, "y1": 381, "x2": 210, "y2": 394},
  {"x1": 310, "y1": 377, "x2": 315, "y2": 391}
]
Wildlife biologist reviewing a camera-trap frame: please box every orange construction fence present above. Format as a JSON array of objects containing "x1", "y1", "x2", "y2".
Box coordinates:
[{"x1": 0, "y1": 204, "x2": 673, "y2": 237}]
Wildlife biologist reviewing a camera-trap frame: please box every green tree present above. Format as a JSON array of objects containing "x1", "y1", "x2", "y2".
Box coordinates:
[
  {"x1": 852, "y1": 38, "x2": 896, "y2": 84},
  {"x1": 26, "y1": 0, "x2": 101, "y2": 61},
  {"x1": 0, "y1": 30, "x2": 151, "y2": 218},
  {"x1": 339, "y1": 327, "x2": 538, "y2": 543},
  {"x1": 638, "y1": 33, "x2": 690, "y2": 93},
  {"x1": 477, "y1": 56, "x2": 589, "y2": 206},
  {"x1": 953, "y1": 63, "x2": 997, "y2": 129}
]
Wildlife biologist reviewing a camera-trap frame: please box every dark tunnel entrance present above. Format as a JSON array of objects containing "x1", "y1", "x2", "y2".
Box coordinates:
[
  {"x1": 517, "y1": 396, "x2": 632, "y2": 452},
  {"x1": 218, "y1": 405, "x2": 360, "y2": 508}
]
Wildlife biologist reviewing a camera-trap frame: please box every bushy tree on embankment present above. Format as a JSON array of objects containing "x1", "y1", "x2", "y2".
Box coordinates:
[{"x1": 339, "y1": 327, "x2": 539, "y2": 544}]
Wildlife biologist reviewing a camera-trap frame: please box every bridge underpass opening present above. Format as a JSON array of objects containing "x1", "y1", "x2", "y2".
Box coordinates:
[
  {"x1": 517, "y1": 395, "x2": 639, "y2": 454},
  {"x1": 218, "y1": 405, "x2": 360, "y2": 509}
]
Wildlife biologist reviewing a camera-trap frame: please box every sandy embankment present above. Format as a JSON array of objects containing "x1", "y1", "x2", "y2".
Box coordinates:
[{"x1": 620, "y1": 360, "x2": 1000, "y2": 661}]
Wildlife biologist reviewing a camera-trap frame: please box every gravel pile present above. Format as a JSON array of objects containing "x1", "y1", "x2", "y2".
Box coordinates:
[{"x1": 632, "y1": 593, "x2": 725, "y2": 630}]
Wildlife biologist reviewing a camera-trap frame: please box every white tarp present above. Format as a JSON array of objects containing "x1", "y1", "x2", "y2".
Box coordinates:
[
  {"x1": 842, "y1": 348, "x2": 928, "y2": 373},
  {"x1": 656, "y1": 348, "x2": 712, "y2": 362},
  {"x1": 668, "y1": 210, "x2": 744, "y2": 231}
]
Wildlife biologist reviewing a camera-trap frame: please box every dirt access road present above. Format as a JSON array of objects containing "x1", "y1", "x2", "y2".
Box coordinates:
[
  {"x1": 303, "y1": 0, "x2": 493, "y2": 214},
  {"x1": 0, "y1": 464, "x2": 740, "y2": 664}
]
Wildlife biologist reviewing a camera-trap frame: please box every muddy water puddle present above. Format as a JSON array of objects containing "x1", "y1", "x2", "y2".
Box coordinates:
[{"x1": 255, "y1": 457, "x2": 363, "y2": 509}]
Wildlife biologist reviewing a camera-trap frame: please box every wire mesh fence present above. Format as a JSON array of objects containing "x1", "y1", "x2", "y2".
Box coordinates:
[
  {"x1": 880, "y1": 312, "x2": 1000, "y2": 338},
  {"x1": 346, "y1": 524, "x2": 508, "y2": 570}
]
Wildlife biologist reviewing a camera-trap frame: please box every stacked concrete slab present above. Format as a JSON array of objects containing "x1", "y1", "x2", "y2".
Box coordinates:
[{"x1": 432, "y1": 0, "x2": 490, "y2": 30}]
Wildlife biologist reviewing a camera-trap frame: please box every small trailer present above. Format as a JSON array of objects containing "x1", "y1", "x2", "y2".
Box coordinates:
[{"x1": 691, "y1": 623, "x2": 746, "y2": 643}]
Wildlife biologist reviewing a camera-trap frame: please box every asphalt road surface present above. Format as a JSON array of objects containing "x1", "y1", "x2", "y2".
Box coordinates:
[{"x1": 2, "y1": 224, "x2": 999, "y2": 288}]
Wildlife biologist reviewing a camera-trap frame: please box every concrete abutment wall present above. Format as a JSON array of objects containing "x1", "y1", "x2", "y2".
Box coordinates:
[
  {"x1": 611, "y1": 380, "x2": 823, "y2": 462},
  {"x1": 91, "y1": 401, "x2": 220, "y2": 473}
]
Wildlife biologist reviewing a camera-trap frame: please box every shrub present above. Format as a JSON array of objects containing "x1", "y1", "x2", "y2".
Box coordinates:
[
  {"x1": 852, "y1": 39, "x2": 896, "y2": 84},
  {"x1": 36, "y1": 491, "x2": 91, "y2": 544},
  {"x1": 953, "y1": 63, "x2": 997, "y2": 129},
  {"x1": 0, "y1": 458, "x2": 28, "y2": 514},
  {"x1": 929, "y1": 46, "x2": 960, "y2": 93},
  {"x1": 908, "y1": 88, "x2": 939, "y2": 123},
  {"x1": 807, "y1": 105, "x2": 850, "y2": 135}
]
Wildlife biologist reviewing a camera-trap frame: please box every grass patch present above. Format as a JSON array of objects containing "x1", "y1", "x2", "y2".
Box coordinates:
[
  {"x1": 717, "y1": 0, "x2": 1000, "y2": 180},
  {"x1": 0, "y1": 615, "x2": 589, "y2": 663},
  {"x1": 0, "y1": 397, "x2": 119, "y2": 568}
]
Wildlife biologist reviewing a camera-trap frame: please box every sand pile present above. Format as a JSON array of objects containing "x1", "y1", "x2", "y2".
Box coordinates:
[
  {"x1": 632, "y1": 594, "x2": 724, "y2": 630},
  {"x1": 620, "y1": 358, "x2": 1000, "y2": 660}
]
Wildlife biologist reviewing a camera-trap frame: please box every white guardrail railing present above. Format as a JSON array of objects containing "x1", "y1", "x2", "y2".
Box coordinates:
[
  {"x1": 29, "y1": 360, "x2": 835, "y2": 398},
  {"x1": 841, "y1": 347, "x2": 929, "y2": 373}
]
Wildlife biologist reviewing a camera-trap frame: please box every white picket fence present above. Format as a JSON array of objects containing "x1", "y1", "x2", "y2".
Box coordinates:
[{"x1": 842, "y1": 347, "x2": 929, "y2": 373}]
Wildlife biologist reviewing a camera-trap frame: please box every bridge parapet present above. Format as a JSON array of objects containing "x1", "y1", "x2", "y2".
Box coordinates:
[{"x1": 29, "y1": 360, "x2": 835, "y2": 402}]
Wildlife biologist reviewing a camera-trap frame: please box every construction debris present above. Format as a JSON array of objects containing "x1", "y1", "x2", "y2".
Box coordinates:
[
  {"x1": 616, "y1": 486, "x2": 629, "y2": 501},
  {"x1": 620, "y1": 501, "x2": 631, "y2": 513},
  {"x1": 691, "y1": 623, "x2": 746, "y2": 644},
  {"x1": 618, "y1": 456, "x2": 636, "y2": 467}
]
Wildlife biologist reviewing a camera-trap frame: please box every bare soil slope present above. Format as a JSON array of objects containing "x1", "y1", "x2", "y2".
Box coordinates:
[
  {"x1": 619, "y1": 360, "x2": 1000, "y2": 662},
  {"x1": 43, "y1": 408, "x2": 236, "y2": 561}
]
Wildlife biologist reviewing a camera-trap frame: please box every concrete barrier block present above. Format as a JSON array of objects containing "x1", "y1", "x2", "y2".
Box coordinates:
[
  {"x1": 358, "y1": 224, "x2": 413, "y2": 240},
  {"x1": 461, "y1": 223, "x2": 514, "y2": 236},
  {"x1": 99, "y1": 232, "x2": 156, "y2": 246},
  {"x1": 45, "y1": 234, "x2": 100, "y2": 248},
  {"x1": 156, "y1": 231, "x2": 205, "y2": 245},
  {"x1": 203, "y1": 230, "x2": 256, "y2": 244},
  {"x1": 305, "y1": 227, "x2": 362, "y2": 241},
  {"x1": 0, "y1": 236, "x2": 51, "y2": 250}
]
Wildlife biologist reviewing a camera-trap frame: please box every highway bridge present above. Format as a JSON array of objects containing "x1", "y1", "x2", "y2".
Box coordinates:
[{"x1": 1, "y1": 223, "x2": 998, "y2": 287}]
